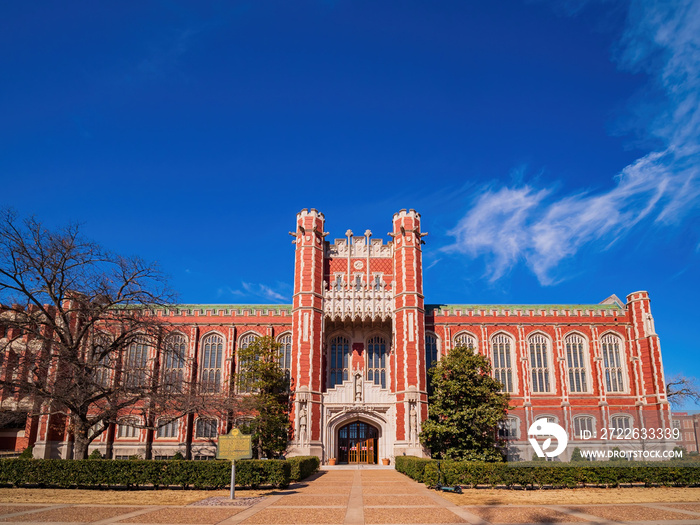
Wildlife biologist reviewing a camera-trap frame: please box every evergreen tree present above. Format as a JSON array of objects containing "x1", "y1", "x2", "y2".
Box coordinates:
[
  {"x1": 570, "y1": 447, "x2": 589, "y2": 462},
  {"x1": 420, "y1": 345, "x2": 509, "y2": 461},
  {"x1": 237, "y1": 336, "x2": 291, "y2": 459}
]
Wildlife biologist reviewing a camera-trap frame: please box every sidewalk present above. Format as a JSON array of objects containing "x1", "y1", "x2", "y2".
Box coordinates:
[{"x1": 1, "y1": 469, "x2": 700, "y2": 525}]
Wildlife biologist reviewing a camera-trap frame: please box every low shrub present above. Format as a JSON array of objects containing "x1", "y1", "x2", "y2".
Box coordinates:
[
  {"x1": 395, "y1": 456, "x2": 431, "y2": 481},
  {"x1": 0, "y1": 458, "x2": 291, "y2": 489},
  {"x1": 287, "y1": 456, "x2": 320, "y2": 481},
  {"x1": 395, "y1": 456, "x2": 700, "y2": 488}
]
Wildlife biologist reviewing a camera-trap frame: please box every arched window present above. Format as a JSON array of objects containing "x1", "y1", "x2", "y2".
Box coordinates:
[
  {"x1": 195, "y1": 418, "x2": 218, "y2": 439},
  {"x1": 491, "y1": 333, "x2": 514, "y2": 393},
  {"x1": 117, "y1": 418, "x2": 139, "y2": 438},
  {"x1": 573, "y1": 416, "x2": 595, "y2": 438},
  {"x1": 200, "y1": 333, "x2": 223, "y2": 393},
  {"x1": 425, "y1": 333, "x2": 438, "y2": 371},
  {"x1": 565, "y1": 333, "x2": 588, "y2": 393},
  {"x1": 237, "y1": 333, "x2": 259, "y2": 393},
  {"x1": 529, "y1": 334, "x2": 551, "y2": 393},
  {"x1": 156, "y1": 419, "x2": 179, "y2": 439},
  {"x1": 454, "y1": 332, "x2": 475, "y2": 349},
  {"x1": 611, "y1": 415, "x2": 632, "y2": 432},
  {"x1": 367, "y1": 335, "x2": 388, "y2": 388},
  {"x1": 277, "y1": 333, "x2": 292, "y2": 379},
  {"x1": 329, "y1": 335, "x2": 350, "y2": 388},
  {"x1": 125, "y1": 339, "x2": 149, "y2": 390},
  {"x1": 601, "y1": 333, "x2": 624, "y2": 392},
  {"x1": 163, "y1": 333, "x2": 186, "y2": 393},
  {"x1": 498, "y1": 417, "x2": 519, "y2": 439}
]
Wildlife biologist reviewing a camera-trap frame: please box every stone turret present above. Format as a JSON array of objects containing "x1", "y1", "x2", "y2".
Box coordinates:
[{"x1": 391, "y1": 209, "x2": 428, "y2": 456}]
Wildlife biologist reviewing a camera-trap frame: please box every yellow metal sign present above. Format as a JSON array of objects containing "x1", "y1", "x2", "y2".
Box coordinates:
[{"x1": 217, "y1": 428, "x2": 253, "y2": 460}]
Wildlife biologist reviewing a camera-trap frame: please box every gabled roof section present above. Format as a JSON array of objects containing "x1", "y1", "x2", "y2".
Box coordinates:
[{"x1": 599, "y1": 294, "x2": 625, "y2": 309}]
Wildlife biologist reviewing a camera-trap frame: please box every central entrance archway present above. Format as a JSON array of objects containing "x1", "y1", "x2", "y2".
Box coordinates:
[{"x1": 337, "y1": 421, "x2": 378, "y2": 464}]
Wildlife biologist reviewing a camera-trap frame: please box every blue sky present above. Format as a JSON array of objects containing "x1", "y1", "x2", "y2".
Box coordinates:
[{"x1": 1, "y1": 2, "x2": 698, "y2": 407}]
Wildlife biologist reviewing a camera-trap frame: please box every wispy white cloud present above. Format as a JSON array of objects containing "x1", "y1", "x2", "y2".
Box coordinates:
[
  {"x1": 221, "y1": 281, "x2": 291, "y2": 303},
  {"x1": 445, "y1": 1, "x2": 700, "y2": 285}
]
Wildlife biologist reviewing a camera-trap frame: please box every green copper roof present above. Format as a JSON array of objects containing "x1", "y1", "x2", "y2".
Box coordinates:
[
  {"x1": 427, "y1": 303, "x2": 623, "y2": 314},
  {"x1": 169, "y1": 304, "x2": 292, "y2": 310}
]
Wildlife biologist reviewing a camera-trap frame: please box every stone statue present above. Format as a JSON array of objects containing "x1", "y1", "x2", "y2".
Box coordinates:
[
  {"x1": 354, "y1": 374, "x2": 362, "y2": 402},
  {"x1": 409, "y1": 403, "x2": 417, "y2": 443},
  {"x1": 299, "y1": 404, "x2": 307, "y2": 445}
]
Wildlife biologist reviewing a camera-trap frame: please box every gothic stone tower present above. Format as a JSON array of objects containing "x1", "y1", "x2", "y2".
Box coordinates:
[{"x1": 288, "y1": 208, "x2": 428, "y2": 462}]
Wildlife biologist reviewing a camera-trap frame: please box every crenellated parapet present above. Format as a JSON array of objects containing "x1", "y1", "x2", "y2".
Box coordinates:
[{"x1": 326, "y1": 236, "x2": 392, "y2": 258}]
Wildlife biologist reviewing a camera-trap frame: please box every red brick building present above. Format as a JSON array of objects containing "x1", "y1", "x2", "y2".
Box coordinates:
[
  {"x1": 1, "y1": 209, "x2": 674, "y2": 462},
  {"x1": 672, "y1": 412, "x2": 700, "y2": 453}
]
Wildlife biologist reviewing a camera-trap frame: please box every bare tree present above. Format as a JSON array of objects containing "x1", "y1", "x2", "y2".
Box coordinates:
[
  {"x1": 667, "y1": 374, "x2": 700, "y2": 408},
  {"x1": 0, "y1": 210, "x2": 200, "y2": 459}
]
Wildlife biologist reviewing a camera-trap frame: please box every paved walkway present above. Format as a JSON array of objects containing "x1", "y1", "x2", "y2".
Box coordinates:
[{"x1": 1, "y1": 469, "x2": 700, "y2": 525}]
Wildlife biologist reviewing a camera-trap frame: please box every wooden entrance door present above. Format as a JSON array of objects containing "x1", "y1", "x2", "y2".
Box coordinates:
[{"x1": 337, "y1": 421, "x2": 378, "y2": 464}]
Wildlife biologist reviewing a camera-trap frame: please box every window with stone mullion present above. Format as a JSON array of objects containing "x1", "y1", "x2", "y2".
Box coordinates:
[
  {"x1": 329, "y1": 336, "x2": 350, "y2": 388},
  {"x1": 492, "y1": 334, "x2": 514, "y2": 393},
  {"x1": 163, "y1": 334, "x2": 186, "y2": 393},
  {"x1": 602, "y1": 334, "x2": 624, "y2": 392},
  {"x1": 425, "y1": 334, "x2": 438, "y2": 372},
  {"x1": 125, "y1": 341, "x2": 149, "y2": 390},
  {"x1": 529, "y1": 334, "x2": 551, "y2": 393},
  {"x1": 367, "y1": 336, "x2": 387, "y2": 389},
  {"x1": 200, "y1": 334, "x2": 223, "y2": 393},
  {"x1": 574, "y1": 416, "x2": 594, "y2": 438},
  {"x1": 565, "y1": 334, "x2": 588, "y2": 393}
]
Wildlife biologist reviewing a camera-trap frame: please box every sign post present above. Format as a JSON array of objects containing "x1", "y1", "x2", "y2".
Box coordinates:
[{"x1": 217, "y1": 428, "x2": 253, "y2": 500}]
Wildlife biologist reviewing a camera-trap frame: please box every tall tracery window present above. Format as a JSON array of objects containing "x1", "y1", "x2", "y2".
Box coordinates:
[
  {"x1": 277, "y1": 333, "x2": 292, "y2": 381},
  {"x1": 163, "y1": 334, "x2": 186, "y2": 393},
  {"x1": 565, "y1": 333, "x2": 588, "y2": 393},
  {"x1": 329, "y1": 335, "x2": 350, "y2": 388},
  {"x1": 601, "y1": 333, "x2": 625, "y2": 392},
  {"x1": 425, "y1": 333, "x2": 438, "y2": 371},
  {"x1": 125, "y1": 339, "x2": 149, "y2": 390},
  {"x1": 529, "y1": 334, "x2": 551, "y2": 393},
  {"x1": 454, "y1": 332, "x2": 475, "y2": 349},
  {"x1": 367, "y1": 335, "x2": 388, "y2": 388},
  {"x1": 200, "y1": 333, "x2": 223, "y2": 393},
  {"x1": 237, "y1": 333, "x2": 259, "y2": 393},
  {"x1": 491, "y1": 334, "x2": 514, "y2": 393},
  {"x1": 91, "y1": 334, "x2": 112, "y2": 389}
]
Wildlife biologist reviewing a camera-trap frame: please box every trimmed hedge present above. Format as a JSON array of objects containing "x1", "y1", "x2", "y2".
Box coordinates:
[
  {"x1": 287, "y1": 456, "x2": 320, "y2": 482},
  {"x1": 0, "y1": 459, "x2": 291, "y2": 489},
  {"x1": 395, "y1": 456, "x2": 700, "y2": 488},
  {"x1": 395, "y1": 456, "x2": 432, "y2": 482}
]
